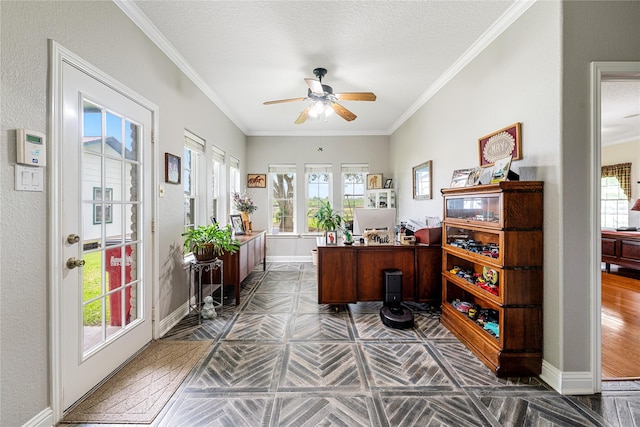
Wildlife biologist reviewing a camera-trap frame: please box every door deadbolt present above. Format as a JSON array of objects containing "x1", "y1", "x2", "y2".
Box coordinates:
[
  {"x1": 66, "y1": 257, "x2": 85, "y2": 269},
  {"x1": 67, "y1": 234, "x2": 80, "y2": 244}
]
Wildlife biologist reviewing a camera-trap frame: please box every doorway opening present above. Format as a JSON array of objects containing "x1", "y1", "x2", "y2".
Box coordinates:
[{"x1": 592, "y1": 62, "x2": 640, "y2": 386}]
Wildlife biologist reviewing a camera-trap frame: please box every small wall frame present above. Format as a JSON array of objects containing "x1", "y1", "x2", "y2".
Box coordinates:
[
  {"x1": 413, "y1": 161, "x2": 432, "y2": 199},
  {"x1": 165, "y1": 153, "x2": 181, "y2": 184},
  {"x1": 367, "y1": 173, "x2": 383, "y2": 189},
  {"x1": 247, "y1": 173, "x2": 266, "y2": 188}
]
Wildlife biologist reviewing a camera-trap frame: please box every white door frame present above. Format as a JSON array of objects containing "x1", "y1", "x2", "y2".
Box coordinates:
[
  {"x1": 589, "y1": 61, "x2": 640, "y2": 393},
  {"x1": 48, "y1": 40, "x2": 160, "y2": 422}
]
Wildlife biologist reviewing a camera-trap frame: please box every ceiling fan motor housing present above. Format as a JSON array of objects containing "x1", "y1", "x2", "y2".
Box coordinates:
[{"x1": 307, "y1": 85, "x2": 334, "y2": 99}]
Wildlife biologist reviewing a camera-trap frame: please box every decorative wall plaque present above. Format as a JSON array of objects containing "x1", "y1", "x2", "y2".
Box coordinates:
[{"x1": 478, "y1": 123, "x2": 522, "y2": 166}]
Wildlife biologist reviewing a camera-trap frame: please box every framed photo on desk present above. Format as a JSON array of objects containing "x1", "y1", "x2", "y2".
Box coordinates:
[
  {"x1": 325, "y1": 230, "x2": 338, "y2": 245},
  {"x1": 230, "y1": 214, "x2": 245, "y2": 235}
]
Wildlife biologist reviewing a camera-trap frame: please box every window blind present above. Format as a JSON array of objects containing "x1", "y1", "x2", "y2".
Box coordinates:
[
  {"x1": 341, "y1": 163, "x2": 369, "y2": 173},
  {"x1": 305, "y1": 163, "x2": 333, "y2": 173},
  {"x1": 269, "y1": 164, "x2": 296, "y2": 174},
  {"x1": 229, "y1": 156, "x2": 240, "y2": 170},
  {"x1": 211, "y1": 145, "x2": 225, "y2": 163},
  {"x1": 184, "y1": 129, "x2": 205, "y2": 154}
]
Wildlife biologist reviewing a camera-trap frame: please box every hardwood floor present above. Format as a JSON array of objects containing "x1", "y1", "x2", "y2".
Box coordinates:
[{"x1": 601, "y1": 266, "x2": 640, "y2": 380}]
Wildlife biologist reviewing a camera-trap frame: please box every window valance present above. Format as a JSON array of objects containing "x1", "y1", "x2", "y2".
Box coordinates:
[{"x1": 601, "y1": 162, "x2": 632, "y2": 200}]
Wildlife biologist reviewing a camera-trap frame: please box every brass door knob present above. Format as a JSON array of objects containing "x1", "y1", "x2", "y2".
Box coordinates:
[
  {"x1": 67, "y1": 234, "x2": 80, "y2": 244},
  {"x1": 66, "y1": 257, "x2": 86, "y2": 269}
]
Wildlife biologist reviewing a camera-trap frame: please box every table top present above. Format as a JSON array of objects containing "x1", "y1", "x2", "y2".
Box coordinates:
[{"x1": 602, "y1": 229, "x2": 640, "y2": 238}]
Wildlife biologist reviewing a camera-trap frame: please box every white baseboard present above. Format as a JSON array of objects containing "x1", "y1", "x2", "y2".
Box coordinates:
[
  {"x1": 157, "y1": 301, "x2": 189, "y2": 338},
  {"x1": 266, "y1": 255, "x2": 312, "y2": 263},
  {"x1": 22, "y1": 407, "x2": 53, "y2": 427},
  {"x1": 540, "y1": 360, "x2": 595, "y2": 395}
]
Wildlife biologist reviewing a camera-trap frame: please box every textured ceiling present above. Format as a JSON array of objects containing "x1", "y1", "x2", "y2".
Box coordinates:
[
  {"x1": 602, "y1": 81, "x2": 640, "y2": 146},
  {"x1": 119, "y1": 1, "x2": 639, "y2": 144}
]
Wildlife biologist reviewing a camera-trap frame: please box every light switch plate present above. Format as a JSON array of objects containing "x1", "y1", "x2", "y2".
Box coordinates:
[{"x1": 15, "y1": 165, "x2": 44, "y2": 192}]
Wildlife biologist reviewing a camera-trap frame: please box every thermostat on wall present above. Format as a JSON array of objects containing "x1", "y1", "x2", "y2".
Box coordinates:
[{"x1": 17, "y1": 129, "x2": 46, "y2": 166}]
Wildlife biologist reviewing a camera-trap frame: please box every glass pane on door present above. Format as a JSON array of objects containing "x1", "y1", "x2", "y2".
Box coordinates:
[{"x1": 81, "y1": 100, "x2": 142, "y2": 355}]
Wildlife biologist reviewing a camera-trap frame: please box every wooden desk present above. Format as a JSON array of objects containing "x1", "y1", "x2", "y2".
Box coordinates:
[
  {"x1": 602, "y1": 230, "x2": 640, "y2": 272},
  {"x1": 317, "y1": 242, "x2": 441, "y2": 304},
  {"x1": 207, "y1": 230, "x2": 266, "y2": 304}
]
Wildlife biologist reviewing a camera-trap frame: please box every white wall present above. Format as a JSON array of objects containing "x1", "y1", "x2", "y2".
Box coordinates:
[
  {"x1": 0, "y1": 1, "x2": 245, "y2": 425},
  {"x1": 602, "y1": 141, "x2": 640, "y2": 227},
  {"x1": 391, "y1": 0, "x2": 564, "y2": 374},
  {"x1": 246, "y1": 135, "x2": 390, "y2": 259},
  {"x1": 560, "y1": 1, "x2": 640, "y2": 376},
  {"x1": 391, "y1": 0, "x2": 640, "y2": 391}
]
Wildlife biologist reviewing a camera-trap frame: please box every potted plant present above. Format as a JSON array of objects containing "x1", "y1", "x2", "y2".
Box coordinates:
[
  {"x1": 310, "y1": 201, "x2": 344, "y2": 265},
  {"x1": 182, "y1": 223, "x2": 241, "y2": 261},
  {"x1": 312, "y1": 200, "x2": 343, "y2": 234}
]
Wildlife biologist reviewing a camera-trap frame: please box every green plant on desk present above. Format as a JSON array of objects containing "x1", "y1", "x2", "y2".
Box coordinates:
[{"x1": 312, "y1": 200, "x2": 343, "y2": 232}]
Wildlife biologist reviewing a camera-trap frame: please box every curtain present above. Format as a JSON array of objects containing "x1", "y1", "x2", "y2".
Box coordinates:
[{"x1": 601, "y1": 162, "x2": 632, "y2": 200}]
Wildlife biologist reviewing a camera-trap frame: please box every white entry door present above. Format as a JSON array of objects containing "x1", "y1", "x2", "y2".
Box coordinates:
[{"x1": 60, "y1": 61, "x2": 153, "y2": 410}]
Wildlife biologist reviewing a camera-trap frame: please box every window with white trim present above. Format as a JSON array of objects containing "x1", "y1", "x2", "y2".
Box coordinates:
[
  {"x1": 306, "y1": 164, "x2": 332, "y2": 232},
  {"x1": 211, "y1": 145, "x2": 225, "y2": 223},
  {"x1": 269, "y1": 164, "x2": 296, "y2": 233},
  {"x1": 184, "y1": 130, "x2": 205, "y2": 231},
  {"x1": 601, "y1": 176, "x2": 629, "y2": 228},
  {"x1": 341, "y1": 163, "x2": 368, "y2": 231},
  {"x1": 229, "y1": 156, "x2": 240, "y2": 214}
]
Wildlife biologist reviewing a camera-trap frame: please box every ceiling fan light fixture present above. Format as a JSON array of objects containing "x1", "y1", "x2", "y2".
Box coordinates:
[
  {"x1": 264, "y1": 67, "x2": 376, "y2": 124},
  {"x1": 309, "y1": 100, "x2": 325, "y2": 118},
  {"x1": 323, "y1": 102, "x2": 334, "y2": 119}
]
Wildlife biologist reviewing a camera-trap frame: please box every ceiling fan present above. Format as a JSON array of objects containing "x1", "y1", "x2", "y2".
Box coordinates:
[{"x1": 263, "y1": 67, "x2": 376, "y2": 124}]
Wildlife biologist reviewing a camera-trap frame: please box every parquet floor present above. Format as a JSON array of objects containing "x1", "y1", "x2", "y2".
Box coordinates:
[
  {"x1": 601, "y1": 266, "x2": 640, "y2": 380},
  {"x1": 61, "y1": 262, "x2": 640, "y2": 426}
]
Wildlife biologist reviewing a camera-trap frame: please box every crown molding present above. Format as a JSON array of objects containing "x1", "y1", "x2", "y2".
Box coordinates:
[
  {"x1": 387, "y1": 0, "x2": 537, "y2": 134},
  {"x1": 113, "y1": 0, "x2": 248, "y2": 135}
]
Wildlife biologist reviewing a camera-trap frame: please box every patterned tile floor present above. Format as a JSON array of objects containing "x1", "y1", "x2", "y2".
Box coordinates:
[{"x1": 67, "y1": 262, "x2": 640, "y2": 426}]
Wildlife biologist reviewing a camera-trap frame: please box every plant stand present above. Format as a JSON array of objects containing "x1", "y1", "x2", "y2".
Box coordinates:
[{"x1": 187, "y1": 257, "x2": 223, "y2": 321}]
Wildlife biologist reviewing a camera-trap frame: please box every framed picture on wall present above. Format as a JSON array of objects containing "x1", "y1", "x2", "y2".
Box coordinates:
[
  {"x1": 478, "y1": 122, "x2": 522, "y2": 166},
  {"x1": 165, "y1": 153, "x2": 181, "y2": 184},
  {"x1": 367, "y1": 173, "x2": 383, "y2": 189},
  {"x1": 413, "y1": 161, "x2": 432, "y2": 199},
  {"x1": 247, "y1": 173, "x2": 266, "y2": 188}
]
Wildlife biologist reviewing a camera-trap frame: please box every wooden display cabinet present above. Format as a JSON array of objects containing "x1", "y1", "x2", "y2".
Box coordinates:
[{"x1": 441, "y1": 182, "x2": 543, "y2": 377}]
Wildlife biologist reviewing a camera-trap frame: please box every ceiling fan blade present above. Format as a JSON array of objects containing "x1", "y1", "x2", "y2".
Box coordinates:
[
  {"x1": 263, "y1": 97, "x2": 307, "y2": 105},
  {"x1": 334, "y1": 92, "x2": 377, "y2": 102},
  {"x1": 330, "y1": 102, "x2": 357, "y2": 122},
  {"x1": 295, "y1": 105, "x2": 312, "y2": 124},
  {"x1": 304, "y1": 78, "x2": 324, "y2": 95}
]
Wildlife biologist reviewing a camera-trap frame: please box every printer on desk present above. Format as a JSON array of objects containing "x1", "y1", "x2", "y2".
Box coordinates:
[{"x1": 404, "y1": 218, "x2": 442, "y2": 245}]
